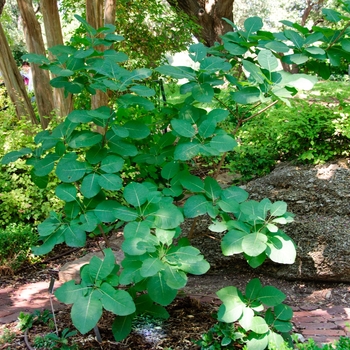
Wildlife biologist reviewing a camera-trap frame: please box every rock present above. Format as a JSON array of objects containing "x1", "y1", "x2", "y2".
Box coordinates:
[{"x1": 192, "y1": 159, "x2": 350, "y2": 282}]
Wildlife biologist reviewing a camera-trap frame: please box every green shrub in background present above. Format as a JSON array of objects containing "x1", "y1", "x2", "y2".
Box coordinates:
[
  {"x1": 0, "y1": 223, "x2": 39, "y2": 272},
  {"x1": 0, "y1": 118, "x2": 63, "y2": 228},
  {"x1": 226, "y1": 95, "x2": 350, "y2": 181}
]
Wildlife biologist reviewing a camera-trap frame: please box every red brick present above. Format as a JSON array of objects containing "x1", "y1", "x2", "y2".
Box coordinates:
[
  {"x1": 302, "y1": 329, "x2": 346, "y2": 336},
  {"x1": 296, "y1": 322, "x2": 338, "y2": 330}
]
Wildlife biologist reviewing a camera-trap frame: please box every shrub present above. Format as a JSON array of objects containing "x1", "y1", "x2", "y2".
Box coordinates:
[
  {"x1": 0, "y1": 223, "x2": 38, "y2": 273},
  {"x1": 226, "y1": 97, "x2": 350, "y2": 181},
  {"x1": 0, "y1": 119, "x2": 63, "y2": 228}
]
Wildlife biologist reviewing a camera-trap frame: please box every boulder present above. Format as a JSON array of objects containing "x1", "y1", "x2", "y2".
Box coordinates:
[{"x1": 192, "y1": 159, "x2": 350, "y2": 282}]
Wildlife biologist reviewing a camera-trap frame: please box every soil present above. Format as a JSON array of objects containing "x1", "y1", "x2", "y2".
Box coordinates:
[{"x1": 1, "y1": 242, "x2": 350, "y2": 349}]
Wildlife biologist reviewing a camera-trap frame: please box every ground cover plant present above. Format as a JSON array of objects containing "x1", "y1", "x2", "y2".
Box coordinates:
[{"x1": 3, "y1": 3, "x2": 350, "y2": 349}]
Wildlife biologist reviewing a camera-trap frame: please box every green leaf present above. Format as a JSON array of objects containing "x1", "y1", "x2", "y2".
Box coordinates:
[
  {"x1": 1, "y1": 148, "x2": 32, "y2": 164},
  {"x1": 204, "y1": 177, "x2": 222, "y2": 201},
  {"x1": 89, "y1": 248, "x2": 116, "y2": 280},
  {"x1": 163, "y1": 266, "x2": 187, "y2": 289},
  {"x1": 266, "y1": 231, "x2": 296, "y2": 264},
  {"x1": 71, "y1": 293, "x2": 103, "y2": 334},
  {"x1": 257, "y1": 50, "x2": 279, "y2": 71},
  {"x1": 112, "y1": 315, "x2": 133, "y2": 341},
  {"x1": 100, "y1": 284, "x2": 135, "y2": 316},
  {"x1": 192, "y1": 83, "x2": 214, "y2": 103},
  {"x1": 130, "y1": 85, "x2": 155, "y2": 97},
  {"x1": 54, "y1": 280, "x2": 83, "y2": 304},
  {"x1": 284, "y1": 30, "x2": 304, "y2": 49},
  {"x1": 118, "y1": 94, "x2": 155, "y2": 111},
  {"x1": 258, "y1": 286, "x2": 286, "y2": 306},
  {"x1": 222, "y1": 186, "x2": 249, "y2": 203},
  {"x1": 210, "y1": 134, "x2": 237, "y2": 152},
  {"x1": 94, "y1": 200, "x2": 120, "y2": 222},
  {"x1": 270, "y1": 201, "x2": 287, "y2": 216},
  {"x1": 123, "y1": 182, "x2": 149, "y2": 207},
  {"x1": 86, "y1": 146, "x2": 107, "y2": 164},
  {"x1": 245, "y1": 278, "x2": 263, "y2": 300},
  {"x1": 55, "y1": 183, "x2": 77, "y2": 202},
  {"x1": 107, "y1": 132, "x2": 138, "y2": 156},
  {"x1": 264, "y1": 41, "x2": 290, "y2": 53},
  {"x1": 216, "y1": 286, "x2": 245, "y2": 323},
  {"x1": 184, "y1": 195, "x2": 208, "y2": 218},
  {"x1": 153, "y1": 205, "x2": 184, "y2": 229},
  {"x1": 98, "y1": 173, "x2": 122, "y2": 191},
  {"x1": 232, "y1": 87, "x2": 261, "y2": 104},
  {"x1": 180, "y1": 259, "x2": 210, "y2": 275},
  {"x1": 100, "y1": 155, "x2": 124, "y2": 173},
  {"x1": 246, "y1": 253, "x2": 266, "y2": 268},
  {"x1": 80, "y1": 173, "x2": 101, "y2": 198},
  {"x1": 56, "y1": 155, "x2": 87, "y2": 183},
  {"x1": 242, "y1": 60, "x2": 265, "y2": 84},
  {"x1": 171, "y1": 119, "x2": 196, "y2": 138},
  {"x1": 341, "y1": 38, "x2": 350, "y2": 52},
  {"x1": 180, "y1": 173, "x2": 204, "y2": 192},
  {"x1": 221, "y1": 230, "x2": 247, "y2": 255},
  {"x1": 63, "y1": 224, "x2": 86, "y2": 247},
  {"x1": 67, "y1": 110, "x2": 94, "y2": 123},
  {"x1": 33, "y1": 154, "x2": 59, "y2": 176},
  {"x1": 200, "y1": 56, "x2": 231, "y2": 73},
  {"x1": 198, "y1": 120, "x2": 216, "y2": 138},
  {"x1": 290, "y1": 53, "x2": 308, "y2": 65},
  {"x1": 147, "y1": 272, "x2": 178, "y2": 306},
  {"x1": 140, "y1": 257, "x2": 164, "y2": 277},
  {"x1": 322, "y1": 8, "x2": 342, "y2": 22},
  {"x1": 155, "y1": 65, "x2": 196, "y2": 80},
  {"x1": 114, "y1": 205, "x2": 139, "y2": 222},
  {"x1": 242, "y1": 233, "x2": 267, "y2": 257},
  {"x1": 161, "y1": 161, "x2": 180, "y2": 180},
  {"x1": 274, "y1": 304, "x2": 293, "y2": 321},
  {"x1": 223, "y1": 41, "x2": 248, "y2": 55},
  {"x1": 250, "y1": 316, "x2": 269, "y2": 334},
  {"x1": 123, "y1": 121, "x2": 150, "y2": 140},
  {"x1": 189, "y1": 42, "x2": 208, "y2": 62},
  {"x1": 244, "y1": 16, "x2": 263, "y2": 35},
  {"x1": 174, "y1": 141, "x2": 201, "y2": 161},
  {"x1": 80, "y1": 212, "x2": 99, "y2": 232},
  {"x1": 268, "y1": 331, "x2": 286, "y2": 348}
]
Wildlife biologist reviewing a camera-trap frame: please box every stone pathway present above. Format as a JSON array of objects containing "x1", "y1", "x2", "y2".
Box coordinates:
[{"x1": 1, "y1": 281, "x2": 350, "y2": 347}]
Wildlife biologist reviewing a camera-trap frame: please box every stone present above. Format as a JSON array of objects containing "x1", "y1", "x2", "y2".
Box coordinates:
[{"x1": 192, "y1": 159, "x2": 350, "y2": 282}]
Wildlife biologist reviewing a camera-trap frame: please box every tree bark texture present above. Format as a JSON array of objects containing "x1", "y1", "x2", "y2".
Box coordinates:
[
  {"x1": 167, "y1": 0, "x2": 234, "y2": 47},
  {"x1": 0, "y1": 21, "x2": 37, "y2": 124},
  {"x1": 40, "y1": 0, "x2": 72, "y2": 119},
  {"x1": 17, "y1": 0, "x2": 54, "y2": 129},
  {"x1": 85, "y1": 0, "x2": 109, "y2": 111},
  {"x1": 0, "y1": 0, "x2": 5, "y2": 15}
]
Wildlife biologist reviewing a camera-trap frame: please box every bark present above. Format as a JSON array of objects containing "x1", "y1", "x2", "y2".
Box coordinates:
[
  {"x1": 86, "y1": 0, "x2": 109, "y2": 111},
  {"x1": 0, "y1": 22, "x2": 37, "y2": 124},
  {"x1": 17, "y1": 0, "x2": 54, "y2": 129},
  {"x1": 0, "y1": 0, "x2": 5, "y2": 15},
  {"x1": 40, "y1": 0, "x2": 72, "y2": 118},
  {"x1": 167, "y1": 0, "x2": 234, "y2": 47},
  {"x1": 104, "y1": 0, "x2": 116, "y2": 26}
]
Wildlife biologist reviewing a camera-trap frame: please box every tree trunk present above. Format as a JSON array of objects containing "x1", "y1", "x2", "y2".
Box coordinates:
[
  {"x1": 17, "y1": 0, "x2": 54, "y2": 129},
  {"x1": 0, "y1": 0, "x2": 5, "y2": 15},
  {"x1": 104, "y1": 0, "x2": 116, "y2": 26},
  {"x1": 167, "y1": 0, "x2": 234, "y2": 47},
  {"x1": 86, "y1": 0, "x2": 109, "y2": 111},
  {"x1": 0, "y1": 21, "x2": 37, "y2": 124},
  {"x1": 40, "y1": 0, "x2": 72, "y2": 119}
]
